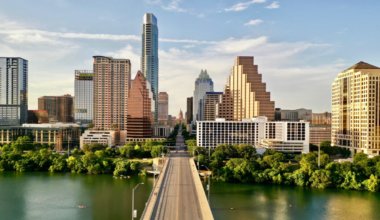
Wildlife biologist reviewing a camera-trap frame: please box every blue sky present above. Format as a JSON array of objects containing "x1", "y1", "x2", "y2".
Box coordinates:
[{"x1": 1, "y1": 0, "x2": 380, "y2": 115}]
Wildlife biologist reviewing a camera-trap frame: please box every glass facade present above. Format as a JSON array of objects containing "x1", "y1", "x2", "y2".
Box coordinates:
[
  {"x1": 142, "y1": 13, "x2": 159, "y2": 123},
  {"x1": 74, "y1": 70, "x2": 93, "y2": 124},
  {"x1": 0, "y1": 57, "x2": 28, "y2": 126}
]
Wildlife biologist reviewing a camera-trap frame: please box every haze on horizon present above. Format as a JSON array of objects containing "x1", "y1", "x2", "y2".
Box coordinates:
[{"x1": 0, "y1": 0, "x2": 379, "y2": 116}]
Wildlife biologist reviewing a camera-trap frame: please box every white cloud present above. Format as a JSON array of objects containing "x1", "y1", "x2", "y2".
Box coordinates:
[
  {"x1": 210, "y1": 37, "x2": 268, "y2": 54},
  {"x1": 0, "y1": 17, "x2": 339, "y2": 114},
  {"x1": 266, "y1": 1, "x2": 280, "y2": 9},
  {"x1": 145, "y1": 0, "x2": 187, "y2": 13},
  {"x1": 225, "y1": 0, "x2": 266, "y2": 12},
  {"x1": 162, "y1": 0, "x2": 187, "y2": 12},
  {"x1": 244, "y1": 19, "x2": 263, "y2": 26}
]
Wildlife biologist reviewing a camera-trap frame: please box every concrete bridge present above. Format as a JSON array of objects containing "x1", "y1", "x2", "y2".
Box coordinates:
[
  {"x1": 141, "y1": 151, "x2": 213, "y2": 220},
  {"x1": 141, "y1": 127, "x2": 213, "y2": 220}
]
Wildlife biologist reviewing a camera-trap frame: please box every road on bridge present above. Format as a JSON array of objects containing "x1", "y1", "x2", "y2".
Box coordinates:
[
  {"x1": 152, "y1": 151, "x2": 204, "y2": 220},
  {"x1": 175, "y1": 126, "x2": 185, "y2": 147}
]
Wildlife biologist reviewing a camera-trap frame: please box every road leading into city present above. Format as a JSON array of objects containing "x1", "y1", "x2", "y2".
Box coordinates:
[
  {"x1": 154, "y1": 151, "x2": 203, "y2": 220},
  {"x1": 141, "y1": 128, "x2": 213, "y2": 220},
  {"x1": 176, "y1": 126, "x2": 185, "y2": 147}
]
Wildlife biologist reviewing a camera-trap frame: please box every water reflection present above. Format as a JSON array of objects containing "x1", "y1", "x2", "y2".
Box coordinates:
[
  {"x1": 0, "y1": 173, "x2": 153, "y2": 220},
  {"x1": 209, "y1": 182, "x2": 380, "y2": 220}
]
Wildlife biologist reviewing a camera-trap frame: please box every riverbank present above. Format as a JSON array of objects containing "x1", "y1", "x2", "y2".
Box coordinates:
[
  {"x1": 0, "y1": 136, "x2": 166, "y2": 177},
  {"x1": 193, "y1": 144, "x2": 380, "y2": 192}
]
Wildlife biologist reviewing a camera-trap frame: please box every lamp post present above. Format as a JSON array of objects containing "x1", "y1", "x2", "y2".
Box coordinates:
[
  {"x1": 132, "y1": 182, "x2": 144, "y2": 219},
  {"x1": 202, "y1": 165, "x2": 211, "y2": 203},
  {"x1": 318, "y1": 145, "x2": 321, "y2": 168},
  {"x1": 67, "y1": 135, "x2": 71, "y2": 157}
]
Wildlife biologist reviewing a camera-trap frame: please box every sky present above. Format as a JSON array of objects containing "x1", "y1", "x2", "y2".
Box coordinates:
[{"x1": 1, "y1": 0, "x2": 380, "y2": 116}]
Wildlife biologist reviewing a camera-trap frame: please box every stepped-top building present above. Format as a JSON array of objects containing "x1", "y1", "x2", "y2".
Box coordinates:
[
  {"x1": 225, "y1": 56, "x2": 275, "y2": 121},
  {"x1": 193, "y1": 69, "x2": 214, "y2": 122},
  {"x1": 127, "y1": 71, "x2": 154, "y2": 138},
  {"x1": 332, "y1": 61, "x2": 380, "y2": 156}
]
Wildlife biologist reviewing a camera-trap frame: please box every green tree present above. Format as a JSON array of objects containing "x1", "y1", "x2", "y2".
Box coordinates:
[
  {"x1": 236, "y1": 144, "x2": 257, "y2": 160},
  {"x1": 49, "y1": 154, "x2": 68, "y2": 172},
  {"x1": 67, "y1": 156, "x2": 85, "y2": 173},
  {"x1": 151, "y1": 145, "x2": 165, "y2": 158},
  {"x1": 11, "y1": 136, "x2": 33, "y2": 151},
  {"x1": 310, "y1": 169, "x2": 332, "y2": 189},
  {"x1": 340, "y1": 171, "x2": 361, "y2": 190},
  {"x1": 362, "y1": 174, "x2": 379, "y2": 192}
]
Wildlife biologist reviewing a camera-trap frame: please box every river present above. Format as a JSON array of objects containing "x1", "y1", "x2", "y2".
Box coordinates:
[
  {"x1": 0, "y1": 173, "x2": 379, "y2": 220},
  {"x1": 208, "y1": 181, "x2": 380, "y2": 220}
]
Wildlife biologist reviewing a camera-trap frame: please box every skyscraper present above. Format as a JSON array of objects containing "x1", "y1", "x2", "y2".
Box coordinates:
[
  {"x1": 0, "y1": 57, "x2": 28, "y2": 126},
  {"x1": 93, "y1": 56, "x2": 130, "y2": 131},
  {"x1": 74, "y1": 70, "x2": 93, "y2": 124},
  {"x1": 203, "y1": 92, "x2": 223, "y2": 121},
  {"x1": 217, "y1": 86, "x2": 234, "y2": 121},
  {"x1": 225, "y1": 56, "x2": 275, "y2": 121},
  {"x1": 158, "y1": 92, "x2": 168, "y2": 124},
  {"x1": 193, "y1": 69, "x2": 214, "y2": 122},
  {"x1": 332, "y1": 61, "x2": 380, "y2": 156},
  {"x1": 127, "y1": 71, "x2": 153, "y2": 138},
  {"x1": 142, "y1": 13, "x2": 159, "y2": 123},
  {"x1": 38, "y1": 95, "x2": 74, "y2": 123},
  {"x1": 186, "y1": 97, "x2": 193, "y2": 124}
]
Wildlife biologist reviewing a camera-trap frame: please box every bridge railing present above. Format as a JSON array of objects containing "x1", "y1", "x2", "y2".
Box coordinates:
[{"x1": 140, "y1": 156, "x2": 170, "y2": 220}]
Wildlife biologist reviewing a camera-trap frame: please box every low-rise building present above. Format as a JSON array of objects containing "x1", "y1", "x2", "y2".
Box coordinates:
[
  {"x1": 0, "y1": 123, "x2": 80, "y2": 151},
  {"x1": 197, "y1": 117, "x2": 309, "y2": 153},
  {"x1": 310, "y1": 125, "x2": 331, "y2": 146},
  {"x1": 80, "y1": 130, "x2": 117, "y2": 148},
  {"x1": 153, "y1": 125, "x2": 173, "y2": 138}
]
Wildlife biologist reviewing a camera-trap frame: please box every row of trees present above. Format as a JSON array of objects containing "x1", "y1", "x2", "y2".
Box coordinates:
[
  {"x1": 193, "y1": 144, "x2": 380, "y2": 192},
  {"x1": 0, "y1": 136, "x2": 167, "y2": 177}
]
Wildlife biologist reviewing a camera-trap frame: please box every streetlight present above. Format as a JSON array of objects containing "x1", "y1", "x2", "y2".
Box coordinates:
[
  {"x1": 67, "y1": 135, "x2": 71, "y2": 157},
  {"x1": 318, "y1": 145, "x2": 320, "y2": 168},
  {"x1": 202, "y1": 165, "x2": 212, "y2": 203},
  {"x1": 132, "y1": 182, "x2": 144, "y2": 219}
]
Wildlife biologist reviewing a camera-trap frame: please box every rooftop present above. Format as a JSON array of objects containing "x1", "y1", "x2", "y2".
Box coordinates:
[{"x1": 345, "y1": 61, "x2": 380, "y2": 71}]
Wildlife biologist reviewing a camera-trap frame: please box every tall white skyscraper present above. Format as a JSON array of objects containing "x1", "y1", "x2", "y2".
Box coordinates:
[
  {"x1": 0, "y1": 57, "x2": 28, "y2": 126},
  {"x1": 141, "y1": 13, "x2": 159, "y2": 123},
  {"x1": 193, "y1": 69, "x2": 214, "y2": 122},
  {"x1": 74, "y1": 70, "x2": 93, "y2": 124}
]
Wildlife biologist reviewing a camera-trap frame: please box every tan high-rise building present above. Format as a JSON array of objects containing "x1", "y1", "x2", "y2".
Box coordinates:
[
  {"x1": 93, "y1": 56, "x2": 130, "y2": 131},
  {"x1": 203, "y1": 92, "x2": 223, "y2": 121},
  {"x1": 127, "y1": 71, "x2": 153, "y2": 138},
  {"x1": 38, "y1": 95, "x2": 73, "y2": 123},
  {"x1": 158, "y1": 92, "x2": 168, "y2": 124},
  {"x1": 225, "y1": 56, "x2": 275, "y2": 121},
  {"x1": 217, "y1": 86, "x2": 234, "y2": 121},
  {"x1": 332, "y1": 61, "x2": 380, "y2": 156}
]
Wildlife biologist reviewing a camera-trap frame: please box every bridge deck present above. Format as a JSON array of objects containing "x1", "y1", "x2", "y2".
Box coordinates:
[{"x1": 141, "y1": 151, "x2": 213, "y2": 220}]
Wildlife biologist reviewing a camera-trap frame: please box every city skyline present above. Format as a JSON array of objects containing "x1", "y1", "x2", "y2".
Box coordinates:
[{"x1": 1, "y1": 1, "x2": 380, "y2": 115}]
